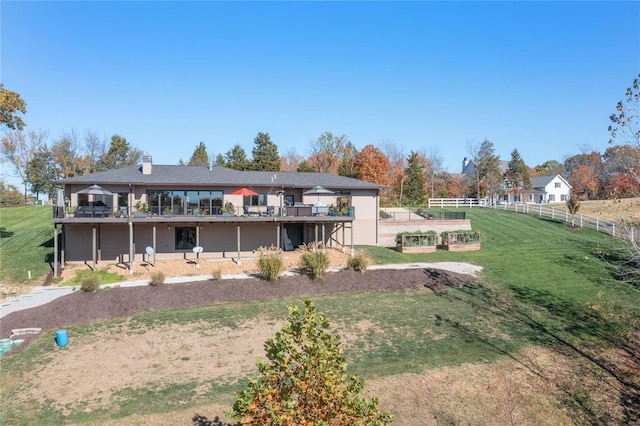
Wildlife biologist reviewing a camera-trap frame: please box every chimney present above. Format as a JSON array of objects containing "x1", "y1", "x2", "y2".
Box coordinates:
[{"x1": 142, "y1": 155, "x2": 152, "y2": 175}]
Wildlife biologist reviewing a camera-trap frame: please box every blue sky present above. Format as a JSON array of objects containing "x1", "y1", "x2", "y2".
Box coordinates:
[{"x1": 2, "y1": 1, "x2": 639, "y2": 185}]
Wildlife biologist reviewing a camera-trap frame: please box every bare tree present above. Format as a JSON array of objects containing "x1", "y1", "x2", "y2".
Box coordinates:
[
  {"x1": 307, "y1": 132, "x2": 348, "y2": 174},
  {"x1": 419, "y1": 146, "x2": 444, "y2": 198},
  {"x1": 608, "y1": 74, "x2": 640, "y2": 285},
  {"x1": 379, "y1": 139, "x2": 406, "y2": 205},
  {"x1": 82, "y1": 129, "x2": 106, "y2": 174},
  {"x1": 280, "y1": 147, "x2": 303, "y2": 172},
  {"x1": 0, "y1": 130, "x2": 47, "y2": 200}
]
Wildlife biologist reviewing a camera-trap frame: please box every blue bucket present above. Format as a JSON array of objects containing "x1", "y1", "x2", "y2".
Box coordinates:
[{"x1": 56, "y1": 329, "x2": 68, "y2": 347}]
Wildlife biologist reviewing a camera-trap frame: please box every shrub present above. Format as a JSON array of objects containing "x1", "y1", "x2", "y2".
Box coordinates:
[
  {"x1": 302, "y1": 249, "x2": 329, "y2": 280},
  {"x1": 231, "y1": 300, "x2": 393, "y2": 425},
  {"x1": 150, "y1": 270, "x2": 165, "y2": 286},
  {"x1": 211, "y1": 268, "x2": 223, "y2": 281},
  {"x1": 348, "y1": 251, "x2": 371, "y2": 275},
  {"x1": 80, "y1": 273, "x2": 100, "y2": 292},
  {"x1": 257, "y1": 246, "x2": 285, "y2": 281}
]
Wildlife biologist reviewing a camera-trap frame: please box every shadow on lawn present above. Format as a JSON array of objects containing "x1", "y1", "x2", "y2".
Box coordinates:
[
  {"x1": 427, "y1": 281, "x2": 640, "y2": 425},
  {"x1": 192, "y1": 414, "x2": 233, "y2": 426}
]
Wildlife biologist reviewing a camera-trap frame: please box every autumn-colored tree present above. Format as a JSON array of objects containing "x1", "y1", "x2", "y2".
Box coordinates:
[
  {"x1": 444, "y1": 174, "x2": 470, "y2": 198},
  {"x1": 569, "y1": 165, "x2": 600, "y2": 200},
  {"x1": 354, "y1": 144, "x2": 391, "y2": 185},
  {"x1": 231, "y1": 300, "x2": 392, "y2": 425},
  {"x1": 609, "y1": 73, "x2": 639, "y2": 186},
  {"x1": 51, "y1": 133, "x2": 80, "y2": 178},
  {"x1": 0, "y1": 84, "x2": 27, "y2": 130},
  {"x1": 564, "y1": 151, "x2": 604, "y2": 198},
  {"x1": 280, "y1": 148, "x2": 303, "y2": 172},
  {"x1": 188, "y1": 141, "x2": 209, "y2": 166},
  {"x1": 605, "y1": 174, "x2": 640, "y2": 199}
]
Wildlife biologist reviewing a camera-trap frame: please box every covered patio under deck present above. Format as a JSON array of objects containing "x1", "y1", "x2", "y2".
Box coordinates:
[{"x1": 51, "y1": 214, "x2": 354, "y2": 277}]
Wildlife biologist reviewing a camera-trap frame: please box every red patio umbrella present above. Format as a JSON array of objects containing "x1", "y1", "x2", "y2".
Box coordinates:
[{"x1": 231, "y1": 187, "x2": 259, "y2": 196}]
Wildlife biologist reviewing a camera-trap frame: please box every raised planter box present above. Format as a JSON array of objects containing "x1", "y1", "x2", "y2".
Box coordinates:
[
  {"x1": 397, "y1": 245, "x2": 437, "y2": 253},
  {"x1": 442, "y1": 242, "x2": 481, "y2": 252},
  {"x1": 395, "y1": 231, "x2": 437, "y2": 253},
  {"x1": 441, "y1": 230, "x2": 481, "y2": 252}
]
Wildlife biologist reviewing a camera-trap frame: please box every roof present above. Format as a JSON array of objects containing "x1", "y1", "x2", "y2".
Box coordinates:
[
  {"x1": 55, "y1": 164, "x2": 384, "y2": 190},
  {"x1": 530, "y1": 174, "x2": 571, "y2": 190}
]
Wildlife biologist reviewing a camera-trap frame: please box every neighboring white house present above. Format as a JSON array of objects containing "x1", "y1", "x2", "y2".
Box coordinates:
[
  {"x1": 521, "y1": 174, "x2": 572, "y2": 204},
  {"x1": 461, "y1": 159, "x2": 571, "y2": 204}
]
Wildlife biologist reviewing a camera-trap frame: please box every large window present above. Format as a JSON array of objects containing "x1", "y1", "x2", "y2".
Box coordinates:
[
  {"x1": 147, "y1": 190, "x2": 223, "y2": 215},
  {"x1": 244, "y1": 193, "x2": 267, "y2": 207},
  {"x1": 175, "y1": 227, "x2": 196, "y2": 250}
]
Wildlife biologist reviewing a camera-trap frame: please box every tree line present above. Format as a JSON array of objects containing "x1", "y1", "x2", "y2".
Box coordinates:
[{"x1": 1, "y1": 75, "x2": 638, "y2": 206}]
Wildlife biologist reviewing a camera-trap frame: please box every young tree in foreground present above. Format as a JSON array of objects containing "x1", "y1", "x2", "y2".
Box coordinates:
[{"x1": 232, "y1": 299, "x2": 392, "y2": 425}]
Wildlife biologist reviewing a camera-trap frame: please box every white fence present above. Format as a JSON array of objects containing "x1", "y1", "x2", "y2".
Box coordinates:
[{"x1": 428, "y1": 198, "x2": 636, "y2": 241}]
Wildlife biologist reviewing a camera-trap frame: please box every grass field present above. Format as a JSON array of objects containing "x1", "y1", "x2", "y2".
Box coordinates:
[
  {"x1": 1, "y1": 206, "x2": 639, "y2": 424},
  {"x1": 0, "y1": 206, "x2": 54, "y2": 285}
]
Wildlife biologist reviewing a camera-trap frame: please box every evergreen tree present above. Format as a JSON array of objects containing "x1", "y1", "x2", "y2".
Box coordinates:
[
  {"x1": 188, "y1": 141, "x2": 209, "y2": 166},
  {"x1": 224, "y1": 144, "x2": 250, "y2": 170},
  {"x1": 470, "y1": 139, "x2": 503, "y2": 200},
  {"x1": 403, "y1": 151, "x2": 427, "y2": 206},
  {"x1": 297, "y1": 160, "x2": 317, "y2": 172},
  {"x1": 504, "y1": 149, "x2": 531, "y2": 202},
  {"x1": 96, "y1": 135, "x2": 142, "y2": 171},
  {"x1": 214, "y1": 153, "x2": 226, "y2": 167},
  {"x1": 251, "y1": 132, "x2": 280, "y2": 171}
]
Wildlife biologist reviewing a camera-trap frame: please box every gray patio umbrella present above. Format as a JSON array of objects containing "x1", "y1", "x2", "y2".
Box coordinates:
[
  {"x1": 77, "y1": 184, "x2": 114, "y2": 196},
  {"x1": 303, "y1": 185, "x2": 334, "y2": 202}
]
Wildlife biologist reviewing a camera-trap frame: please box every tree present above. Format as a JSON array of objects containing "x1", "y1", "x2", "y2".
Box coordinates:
[
  {"x1": 308, "y1": 132, "x2": 348, "y2": 174},
  {"x1": 232, "y1": 299, "x2": 392, "y2": 425},
  {"x1": 224, "y1": 144, "x2": 250, "y2": 170},
  {"x1": 297, "y1": 160, "x2": 317, "y2": 173},
  {"x1": 379, "y1": 139, "x2": 407, "y2": 206},
  {"x1": 403, "y1": 151, "x2": 427, "y2": 206},
  {"x1": 280, "y1": 148, "x2": 303, "y2": 172},
  {"x1": 25, "y1": 147, "x2": 59, "y2": 200},
  {"x1": 337, "y1": 140, "x2": 358, "y2": 178},
  {"x1": 354, "y1": 145, "x2": 391, "y2": 185},
  {"x1": 444, "y1": 173, "x2": 470, "y2": 198},
  {"x1": 0, "y1": 180, "x2": 22, "y2": 206},
  {"x1": 504, "y1": 149, "x2": 531, "y2": 202},
  {"x1": 251, "y1": 132, "x2": 280, "y2": 171},
  {"x1": 609, "y1": 73, "x2": 640, "y2": 185},
  {"x1": 570, "y1": 165, "x2": 600, "y2": 200},
  {"x1": 608, "y1": 74, "x2": 640, "y2": 285},
  {"x1": 535, "y1": 160, "x2": 566, "y2": 177},
  {"x1": 80, "y1": 129, "x2": 106, "y2": 174},
  {"x1": 51, "y1": 132, "x2": 80, "y2": 178},
  {"x1": 468, "y1": 139, "x2": 503, "y2": 200},
  {"x1": 0, "y1": 130, "x2": 46, "y2": 200},
  {"x1": 189, "y1": 141, "x2": 209, "y2": 166},
  {"x1": 420, "y1": 147, "x2": 443, "y2": 198},
  {"x1": 0, "y1": 84, "x2": 27, "y2": 130},
  {"x1": 96, "y1": 134, "x2": 142, "y2": 171}
]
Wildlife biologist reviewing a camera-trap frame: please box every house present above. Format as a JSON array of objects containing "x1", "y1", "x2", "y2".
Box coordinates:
[
  {"x1": 461, "y1": 158, "x2": 571, "y2": 204},
  {"x1": 526, "y1": 175, "x2": 572, "y2": 204},
  {"x1": 51, "y1": 156, "x2": 384, "y2": 276}
]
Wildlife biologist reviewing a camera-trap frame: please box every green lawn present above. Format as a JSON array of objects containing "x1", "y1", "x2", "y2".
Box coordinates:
[
  {"x1": 1, "y1": 207, "x2": 638, "y2": 424},
  {"x1": 0, "y1": 206, "x2": 54, "y2": 285}
]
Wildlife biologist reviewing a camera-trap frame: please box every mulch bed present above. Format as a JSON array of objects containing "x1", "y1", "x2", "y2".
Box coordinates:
[{"x1": 1, "y1": 268, "x2": 475, "y2": 355}]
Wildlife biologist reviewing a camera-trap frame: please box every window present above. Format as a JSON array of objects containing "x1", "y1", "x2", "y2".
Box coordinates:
[
  {"x1": 549, "y1": 194, "x2": 555, "y2": 202},
  {"x1": 561, "y1": 194, "x2": 567, "y2": 201},
  {"x1": 244, "y1": 193, "x2": 267, "y2": 207},
  {"x1": 555, "y1": 182, "x2": 561, "y2": 188},
  {"x1": 175, "y1": 227, "x2": 196, "y2": 250}
]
